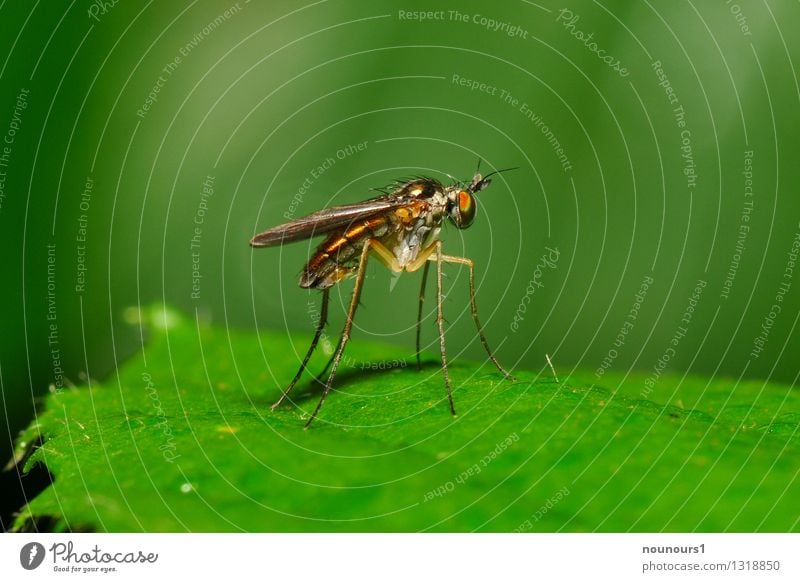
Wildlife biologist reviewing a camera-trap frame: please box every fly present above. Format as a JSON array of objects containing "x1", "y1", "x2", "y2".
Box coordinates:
[{"x1": 250, "y1": 164, "x2": 516, "y2": 427}]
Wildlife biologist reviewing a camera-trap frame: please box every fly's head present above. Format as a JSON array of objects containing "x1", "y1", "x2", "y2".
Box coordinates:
[
  {"x1": 445, "y1": 166, "x2": 517, "y2": 229},
  {"x1": 445, "y1": 172, "x2": 487, "y2": 229}
]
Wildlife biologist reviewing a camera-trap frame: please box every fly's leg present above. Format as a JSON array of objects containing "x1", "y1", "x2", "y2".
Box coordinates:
[
  {"x1": 415, "y1": 261, "x2": 431, "y2": 370},
  {"x1": 370, "y1": 238, "x2": 434, "y2": 372},
  {"x1": 305, "y1": 241, "x2": 371, "y2": 428},
  {"x1": 434, "y1": 241, "x2": 456, "y2": 416},
  {"x1": 437, "y1": 253, "x2": 515, "y2": 381},
  {"x1": 271, "y1": 288, "x2": 330, "y2": 411},
  {"x1": 310, "y1": 337, "x2": 340, "y2": 386}
]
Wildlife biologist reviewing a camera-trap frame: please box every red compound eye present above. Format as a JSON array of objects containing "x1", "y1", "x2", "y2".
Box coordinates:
[{"x1": 457, "y1": 191, "x2": 476, "y2": 227}]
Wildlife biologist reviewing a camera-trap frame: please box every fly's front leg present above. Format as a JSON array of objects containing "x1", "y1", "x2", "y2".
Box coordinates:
[
  {"x1": 373, "y1": 239, "x2": 436, "y2": 372},
  {"x1": 434, "y1": 241, "x2": 456, "y2": 416},
  {"x1": 437, "y1": 253, "x2": 514, "y2": 381},
  {"x1": 305, "y1": 240, "x2": 372, "y2": 428},
  {"x1": 272, "y1": 288, "x2": 330, "y2": 411},
  {"x1": 311, "y1": 340, "x2": 339, "y2": 387},
  {"x1": 415, "y1": 261, "x2": 430, "y2": 370}
]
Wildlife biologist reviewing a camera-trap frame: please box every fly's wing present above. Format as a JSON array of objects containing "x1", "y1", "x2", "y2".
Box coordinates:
[{"x1": 250, "y1": 194, "x2": 406, "y2": 247}]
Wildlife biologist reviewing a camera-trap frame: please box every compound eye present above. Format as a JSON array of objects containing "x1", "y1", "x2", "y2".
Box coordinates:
[{"x1": 457, "y1": 190, "x2": 476, "y2": 227}]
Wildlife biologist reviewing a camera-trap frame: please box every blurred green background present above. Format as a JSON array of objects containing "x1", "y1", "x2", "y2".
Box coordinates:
[{"x1": 1, "y1": 0, "x2": 799, "y2": 522}]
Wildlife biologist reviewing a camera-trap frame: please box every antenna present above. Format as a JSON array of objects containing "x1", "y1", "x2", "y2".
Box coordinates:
[{"x1": 482, "y1": 166, "x2": 519, "y2": 180}]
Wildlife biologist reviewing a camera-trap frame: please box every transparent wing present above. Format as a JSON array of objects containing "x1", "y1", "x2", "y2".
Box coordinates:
[{"x1": 250, "y1": 194, "x2": 408, "y2": 247}]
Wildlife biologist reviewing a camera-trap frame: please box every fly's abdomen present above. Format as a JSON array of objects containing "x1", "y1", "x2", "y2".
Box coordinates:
[{"x1": 299, "y1": 215, "x2": 393, "y2": 289}]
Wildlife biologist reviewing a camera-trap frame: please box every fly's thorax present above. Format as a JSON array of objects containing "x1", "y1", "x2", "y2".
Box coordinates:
[
  {"x1": 385, "y1": 179, "x2": 448, "y2": 267},
  {"x1": 389, "y1": 211, "x2": 444, "y2": 267},
  {"x1": 398, "y1": 177, "x2": 444, "y2": 198}
]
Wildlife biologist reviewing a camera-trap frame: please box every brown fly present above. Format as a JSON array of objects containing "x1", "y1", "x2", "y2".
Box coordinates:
[{"x1": 251, "y1": 165, "x2": 516, "y2": 427}]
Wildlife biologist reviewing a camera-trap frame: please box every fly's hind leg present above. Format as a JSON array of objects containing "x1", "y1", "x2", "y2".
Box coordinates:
[
  {"x1": 415, "y1": 261, "x2": 431, "y2": 370},
  {"x1": 271, "y1": 288, "x2": 330, "y2": 411},
  {"x1": 433, "y1": 241, "x2": 456, "y2": 415},
  {"x1": 305, "y1": 240, "x2": 372, "y2": 428},
  {"x1": 309, "y1": 333, "x2": 343, "y2": 387},
  {"x1": 307, "y1": 239, "x2": 403, "y2": 387},
  {"x1": 369, "y1": 239, "x2": 432, "y2": 371},
  {"x1": 403, "y1": 241, "x2": 456, "y2": 414},
  {"x1": 435, "y1": 252, "x2": 515, "y2": 381}
]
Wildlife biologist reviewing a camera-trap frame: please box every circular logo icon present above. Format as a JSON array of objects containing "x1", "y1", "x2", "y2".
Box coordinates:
[{"x1": 20, "y1": 542, "x2": 46, "y2": 570}]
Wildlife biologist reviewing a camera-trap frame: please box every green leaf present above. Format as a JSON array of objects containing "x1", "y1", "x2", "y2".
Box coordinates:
[{"x1": 13, "y1": 305, "x2": 800, "y2": 532}]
